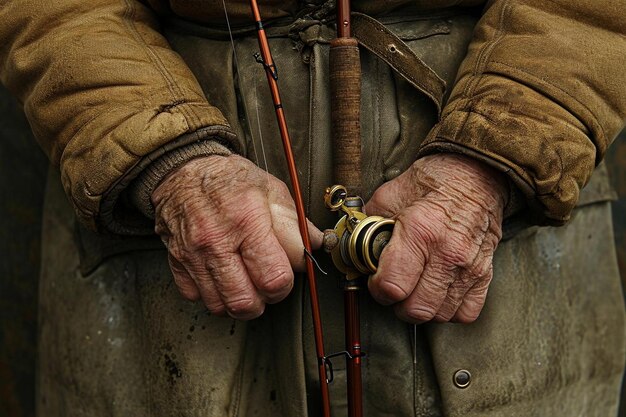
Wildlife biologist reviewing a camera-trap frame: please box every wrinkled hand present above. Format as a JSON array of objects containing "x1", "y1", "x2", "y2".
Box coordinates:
[
  {"x1": 365, "y1": 154, "x2": 507, "y2": 323},
  {"x1": 152, "y1": 155, "x2": 323, "y2": 320}
]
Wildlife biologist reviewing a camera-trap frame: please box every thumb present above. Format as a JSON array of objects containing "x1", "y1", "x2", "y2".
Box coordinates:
[{"x1": 364, "y1": 182, "x2": 399, "y2": 218}]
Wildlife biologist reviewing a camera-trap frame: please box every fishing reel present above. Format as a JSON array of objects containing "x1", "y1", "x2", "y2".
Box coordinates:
[{"x1": 323, "y1": 185, "x2": 395, "y2": 280}]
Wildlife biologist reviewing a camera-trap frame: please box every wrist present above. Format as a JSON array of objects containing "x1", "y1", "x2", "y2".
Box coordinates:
[
  {"x1": 418, "y1": 153, "x2": 509, "y2": 213},
  {"x1": 131, "y1": 141, "x2": 232, "y2": 219}
]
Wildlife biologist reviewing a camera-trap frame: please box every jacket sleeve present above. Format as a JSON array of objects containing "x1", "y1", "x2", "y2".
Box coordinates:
[
  {"x1": 0, "y1": 0, "x2": 240, "y2": 234},
  {"x1": 417, "y1": 0, "x2": 626, "y2": 225}
]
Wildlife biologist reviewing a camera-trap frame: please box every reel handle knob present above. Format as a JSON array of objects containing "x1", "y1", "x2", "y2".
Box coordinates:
[{"x1": 323, "y1": 229, "x2": 340, "y2": 253}]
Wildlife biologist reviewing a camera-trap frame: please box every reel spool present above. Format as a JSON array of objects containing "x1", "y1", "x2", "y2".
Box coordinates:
[{"x1": 323, "y1": 185, "x2": 395, "y2": 278}]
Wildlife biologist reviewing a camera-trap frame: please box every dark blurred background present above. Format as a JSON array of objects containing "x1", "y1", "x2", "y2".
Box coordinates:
[
  {"x1": 0, "y1": 83, "x2": 625, "y2": 416},
  {"x1": 0, "y1": 86, "x2": 47, "y2": 417}
]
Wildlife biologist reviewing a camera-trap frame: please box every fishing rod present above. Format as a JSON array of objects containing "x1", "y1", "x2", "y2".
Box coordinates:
[
  {"x1": 248, "y1": 1, "x2": 332, "y2": 416},
  {"x1": 248, "y1": 2, "x2": 395, "y2": 415}
]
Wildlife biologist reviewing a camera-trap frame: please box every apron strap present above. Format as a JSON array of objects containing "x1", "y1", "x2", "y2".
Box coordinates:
[{"x1": 352, "y1": 12, "x2": 446, "y2": 117}]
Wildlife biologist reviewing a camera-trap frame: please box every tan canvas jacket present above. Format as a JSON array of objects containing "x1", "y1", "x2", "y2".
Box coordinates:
[{"x1": 0, "y1": 0, "x2": 625, "y2": 233}]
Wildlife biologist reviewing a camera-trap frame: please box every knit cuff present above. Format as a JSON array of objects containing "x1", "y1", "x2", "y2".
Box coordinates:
[{"x1": 128, "y1": 139, "x2": 232, "y2": 219}]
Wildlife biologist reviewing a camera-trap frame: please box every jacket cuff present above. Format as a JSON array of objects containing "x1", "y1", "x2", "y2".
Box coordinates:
[
  {"x1": 417, "y1": 77, "x2": 597, "y2": 226},
  {"x1": 417, "y1": 142, "x2": 529, "y2": 221},
  {"x1": 128, "y1": 139, "x2": 232, "y2": 219},
  {"x1": 99, "y1": 125, "x2": 238, "y2": 235}
]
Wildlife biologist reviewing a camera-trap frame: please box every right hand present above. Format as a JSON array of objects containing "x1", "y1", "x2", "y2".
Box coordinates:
[
  {"x1": 152, "y1": 154, "x2": 323, "y2": 320},
  {"x1": 364, "y1": 154, "x2": 506, "y2": 324}
]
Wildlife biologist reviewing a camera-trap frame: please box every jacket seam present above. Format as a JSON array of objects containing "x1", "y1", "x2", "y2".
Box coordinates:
[
  {"x1": 66, "y1": 101, "x2": 200, "y2": 201},
  {"x1": 459, "y1": 0, "x2": 511, "y2": 111},
  {"x1": 121, "y1": 0, "x2": 195, "y2": 125},
  {"x1": 61, "y1": 111, "x2": 102, "y2": 175}
]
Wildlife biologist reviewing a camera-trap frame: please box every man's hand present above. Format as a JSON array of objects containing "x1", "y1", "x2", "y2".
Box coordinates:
[
  {"x1": 152, "y1": 155, "x2": 323, "y2": 320},
  {"x1": 365, "y1": 154, "x2": 508, "y2": 323}
]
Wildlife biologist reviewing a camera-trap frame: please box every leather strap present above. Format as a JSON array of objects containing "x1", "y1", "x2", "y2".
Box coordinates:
[
  {"x1": 352, "y1": 12, "x2": 446, "y2": 117},
  {"x1": 166, "y1": 11, "x2": 448, "y2": 117}
]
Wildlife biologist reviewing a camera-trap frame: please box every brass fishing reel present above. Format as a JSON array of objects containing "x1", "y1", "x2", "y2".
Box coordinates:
[{"x1": 323, "y1": 185, "x2": 395, "y2": 280}]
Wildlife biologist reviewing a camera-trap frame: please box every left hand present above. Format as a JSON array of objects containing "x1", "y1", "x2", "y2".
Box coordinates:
[{"x1": 364, "y1": 154, "x2": 508, "y2": 323}]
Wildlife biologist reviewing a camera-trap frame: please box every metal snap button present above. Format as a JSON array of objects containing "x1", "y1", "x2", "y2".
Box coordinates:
[{"x1": 453, "y1": 369, "x2": 471, "y2": 389}]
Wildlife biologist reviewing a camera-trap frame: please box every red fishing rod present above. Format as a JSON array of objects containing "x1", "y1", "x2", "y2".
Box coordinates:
[{"x1": 248, "y1": 1, "x2": 332, "y2": 416}]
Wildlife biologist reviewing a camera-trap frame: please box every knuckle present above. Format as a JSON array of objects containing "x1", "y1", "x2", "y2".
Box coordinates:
[
  {"x1": 178, "y1": 287, "x2": 200, "y2": 301},
  {"x1": 195, "y1": 285, "x2": 226, "y2": 314},
  {"x1": 403, "y1": 214, "x2": 437, "y2": 248},
  {"x1": 454, "y1": 309, "x2": 481, "y2": 324},
  {"x1": 258, "y1": 267, "x2": 293, "y2": 296},
  {"x1": 440, "y1": 241, "x2": 474, "y2": 266},
  {"x1": 276, "y1": 180, "x2": 290, "y2": 196},
  {"x1": 372, "y1": 278, "x2": 411, "y2": 304},
  {"x1": 267, "y1": 177, "x2": 291, "y2": 197},
  {"x1": 404, "y1": 305, "x2": 438, "y2": 323},
  {"x1": 171, "y1": 272, "x2": 192, "y2": 289},
  {"x1": 154, "y1": 220, "x2": 169, "y2": 237},
  {"x1": 473, "y1": 259, "x2": 493, "y2": 280},
  {"x1": 433, "y1": 313, "x2": 452, "y2": 323},
  {"x1": 434, "y1": 303, "x2": 458, "y2": 322},
  {"x1": 168, "y1": 244, "x2": 186, "y2": 262},
  {"x1": 454, "y1": 294, "x2": 487, "y2": 323},
  {"x1": 461, "y1": 258, "x2": 493, "y2": 285},
  {"x1": 415, "y1": 225, "x2": 438, "y2": 248},
  {"x1": 184, "y1": 215, "x2": 231, "y2": 252},
  {"x1": 237, "y1": 206, "x2": 269, "y2": 232},
  {"x1": 241, "y1": 224, "x2": 273, "y2": 251},
  {"x1": 423, "y1": 264, "x2": 456, "y2": 290},
  {"x1": 186, "y1": 225, "x2": 215, "y2": 251},
  {"x1": 438, "y1": 243, "x2": 478, "y2": 275},
  {"x1": 364, "y1": 188, "x2": 389, "y2": 216},
  {"x1": 205, "y1": 253, "x2": 241, "y2": 279},
  {"x1": 488, "y1": 225, "x2": 503, "y2": 247},
  {"x1": 225, "y1": 297, "x2": 262, "y2": 319},
  {"x1": 208, "y1": 304, "x2": 227, "y2": 317}
]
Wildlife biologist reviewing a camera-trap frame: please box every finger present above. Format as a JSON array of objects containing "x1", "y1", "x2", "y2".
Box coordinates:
[
  {"x1": 394, "y1": 258, "x2": 457, "y2": 324},
  {"x1": 435, "y1": 242, "x2": 495, "y2": 322},
  {"x1": 307, "y1": 218, "x2": 324, "y2": 251},
  {"x1": 193, "y1": 273, "x2": 228, "y2": 317},
  {"x1": 201, "y1": 251, "x2": 265, "y2": 320},
  {"x1": 168, "y1": 254, "x2": 201, "y2": 301},
  {"x1": 270, "y1": 202, "x2": 309, "y2": 272},
  {"x1": 167, "y1": 235, "x2": 228, "y2": 315},
  {"x1": 364, "y1": 183, "x2": 397, "y2": 218},
  {"x1": 368, "y1": 219, "x2": 426, "y2": 305},
  {"x1": 452, "y1": 272, "x2": 492, "y2": 323},
  {"x1": 364, "y1": 174, "x2": 412, "y2": 218},
  {"x1": 240, "y1": 231, "x2": 294, "y2": 304},
  {"x1": 432, "y1": 276, "x2": 473, "y2": 322},
  {"x1": 267, "y1": 180, "x2": 323, "y2": 267}
]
